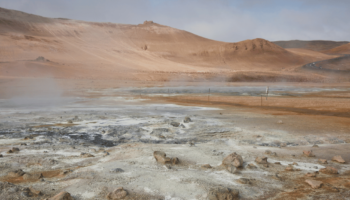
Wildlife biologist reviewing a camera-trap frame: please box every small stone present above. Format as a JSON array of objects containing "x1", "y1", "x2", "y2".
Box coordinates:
[
  {"x1": 274, "y1": 162, "x2": 281, "y2": 165},
  {"x1": 110, "y1": 168, "x2": 124, "y2": 173},
  {"x1": 12, "y1": 147, "x2": 20, "y2": 152},
  {"x1": 292, "y1": 162, "x2": 298, "y2": 166},
  {"x1": 305, "y1": 179, "x2": 323, "y2": 189},
  {"x1": 305, "y1": 172, "x2": 316, "y2": 177},
  {"x1": 320, "y1": 166, "x2": 338, "y2": 174},
  {"x1": 313, "y1": 166, "x2": 318, "y2": 169},
  {"x1": 255, "y1": 157, "x2": 268, "y2": 164},
  {"x1": 303, "y1": 150, "x2": 315, "y2": 157},
  {"x1": 171, "y1": 157, "x2": 179, "y2": 165},
  {"x1": 0, "y1": 154, "x2": 3, "y2": 158},
  {"x1": 247, "y1": 163, "x2": 257, "y2": 169},
  {"x1": 201, "y1": 164, "x2": 212, "y2": 169},
  {"x1": 106, "y1": 187, "x2": 128, "y2": 200},
  {"x1": 20, "y1": 143, "x2": 27, "y2": 146},
  {"x1": 222, "y1": 152, "x2": 244, "y2": 168},
  {"x1": 280, "y1": 143, "x2": 287, "y2": 147},
  {"x1": 170, "y1": 122, "x2": 180, "y2": 127},
  {"x1": 265, "y1": 150, "x2": 272, "y2": 155},
  {"x1": 80, "y1": 152, "x2": 94, "y2": 158},
  {"x1": 208, "y1": 187, "x2": 239, "y2": 200},
  {"x1": 184, "y1": 117, "x2": 192, "y2": 123},
  {"x1": 59, "y1": 170, "x2": 70, "y2": 176},
  {"x1": 153, "y1": 151, "x2": 171, "y2": 164},
  {"x1": 332, "y1": 155, "x2": 345, "y2": 163},
  {"x1": 103, "y1": 151, "x2": 110, "y2": 156},
  {"x1": 67, "y1": 120, "x2": 73, "y2": 124},
  {"x1": 189, "y1": 141, "x2": 195, "y2": 147},
  {"x1": 285, "y1": 166, "x2": 294, "y2": 171},
  {"x1": 237, "y1": 178, "x2": 251, "y2": 184},
  {"x1": 318, "y1": 159, "x2": 328, "y2": 164},
  {"x1": 270, "y1": 152, "x2": 277, "y2": 157},
  {"x1": 312, "y1": 144, "x2": 319, "y2": 148}
]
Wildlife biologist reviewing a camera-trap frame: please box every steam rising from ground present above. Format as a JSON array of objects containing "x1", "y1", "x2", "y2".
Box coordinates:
[{"x1": 3, "y1": 78, "x2": 71, "y2": 108}]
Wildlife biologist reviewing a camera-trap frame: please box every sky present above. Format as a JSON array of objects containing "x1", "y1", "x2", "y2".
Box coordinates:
[{"x1": 0, "y1": 0, "x2": 349, "y2": 42}]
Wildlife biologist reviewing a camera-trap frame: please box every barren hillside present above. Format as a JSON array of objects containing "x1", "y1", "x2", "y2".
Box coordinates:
[
  {"x1": 323, "y1": 43, "x2": 350, "y2": 55},
  {"x1": 0, "y1": 7, "x2": 340, "y2": 81}
]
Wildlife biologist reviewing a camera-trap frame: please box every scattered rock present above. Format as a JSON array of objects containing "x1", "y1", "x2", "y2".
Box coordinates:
[
  {"x1": 237, "y1": 178, "x2": 251, "y2": 184},
  {"x1": 320, "y1": 166, "x2": 338, "y2": 174},
  {"x1": 153, "y1": 151, "x2": 170, "y2": 164},
  {"x1": 208, "y1": 187, "x2": 239, "y2": 200},
  {"x1": 292, "y1": 162, "x2": 298, "y2": 166},
  {"x1": 20, "y1": 143, "x2": 27, "y2": 146},
  {"x1": 8, "y1": 169, "x2": 25, "y2": 177},
  {"x1": 24, "y1": 136, "x2": 34, "y2": 140},
  {"x1": 189, "y1": 141, "x2": 195, "y2": 147},
  {"x1": 0, "y1": 154, "x2": 2, "y2": 157},
  {"x1": 171, "y1": 157, "x2": 179, "y2": 165},
  {"x1": 265, "y1": 150, "x2": 272, "y2": 155},
  {"x1": 180, "y1": 124, "x2": 186, "y2": 128},
  {"x1": 306, "y1": 172, "x2": 317, "y2": 177},
  {"x1": 318, "y1": 159, "x2": 328, "y2": 164},
  {"x1": 312, "y1": 144, "x2": 319, "y2": 148},
  {"x1": 110, "y1": 168, "x2": 124, "y2": 173},
  {"x1": 67, "y1": 120, "x2": 73, "y2": 124},
  {"x1": 303, "y1": 150, "x2": 315, "y2": 157},
  {"x1": 201, "y1": 164, "x2": 212, "y2": 169},
  {"x1": 305, "y1": 179, "x2": 323, "y2": 189},
  {"x1": 184, "y1": 117, "x2": 192, "y2": 123},
  {"x1": 23, "y1": 173, "x2": 43, "y2": 180},
  {"x1": 35, "y1": 56, "x2": 47, "y2": 62},
  {"x1": 49, "y1": 191, "x2": 74, "y2": 200},
  {"x1": 170, "y1": 122, "x2": 180, "y2": 127},
  {"x1": 222, "y1": 152, "x2": 244, "y2": 168},
  {"x1": 247, "y1": 163, "x2": 256, "y2": 169},
  {"x1": 285, "y1": 166, "x2": 294, "y2": 171},
  {"x1": 255, "y1": 157, "x2": 268, "y2": 164},
  {"x1": 274, "y1": 162, "x2": 281, "y2": 165},
  {"x1": 106, "y1": 187, "x2": 128, "y2": 200},
  {"x1": 80, "y1": 152, "x2": 94, "y2": 158},
  {"x1": 280, "y1": 143, "x2": 287, "y2": 147},
  {"x1": 59, "y1": 170, "x2": 70, "y2": 176},
  {"x1": 103, "y1": 151, "x2": 110, "y2": 156},
  {"x1": 332, "y1": 155, "x2": 345, "y2": 163}
]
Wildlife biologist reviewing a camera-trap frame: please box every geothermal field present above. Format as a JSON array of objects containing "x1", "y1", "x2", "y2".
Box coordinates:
[{"x1": 1, "y1": 6, "x2": 350, "y2": 200}]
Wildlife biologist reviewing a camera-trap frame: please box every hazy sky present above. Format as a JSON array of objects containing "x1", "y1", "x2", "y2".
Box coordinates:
[{"x1": 0, "y1": 0, "x2": 349, "y2": 42}]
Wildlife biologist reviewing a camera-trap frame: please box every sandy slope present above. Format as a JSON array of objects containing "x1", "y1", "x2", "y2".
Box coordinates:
[
  {"x1": 273, "y1": 40, "x2": 349, "y2": 52},
  {"x1": 0, "y1": 7, "x2": 341, "y2": 81},
  {"x1": 323, "y1": 43, "x2": 350, "y2": 55}
]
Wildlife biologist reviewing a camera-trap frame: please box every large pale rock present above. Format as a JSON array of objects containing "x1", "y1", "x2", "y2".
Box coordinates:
[
  {"x1": 208, "y1": 187, "x2": 239, "y2": 200},
  {"x1": 106, "y1": 187, "x2": 128, "y2": 200},
  {"x1": 49, "y1": 191, "x2": 74, "y2": 200},
  {"x1": 303, "y1": 150, "x2": 315, "y2": 157},
  {"x1": 332, "y1": 155, "x2": 345, "y2": 163},
  {"x1": 222, "y1": 152, "x2": 244, "y2": 168},
  {"x1": 255, "y1": 157, "x2": 268, "y2": 164},
  {"x1": 305, "y1": 179, "x2": 323, "y2": 189},
  {"x1": 320, "y1": 166, "x2": 338, "y2": 174}
]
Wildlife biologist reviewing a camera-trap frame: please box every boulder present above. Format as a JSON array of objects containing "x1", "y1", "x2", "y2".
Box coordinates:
[
  {"x1": 305, "y1": 179, "x2": 323, "y2": 189},
  {"x1": 23, "y1": 173, "x2": 43, "y2": 180},
  {"x1": 255, "y1": 157, "x2": 268, "y2": 164},
  {"x1": 208, "y1": 187, "x2": 239, "y2": 200},
  {"x1": 106, "y1": 187, "x2": 128, "y2": 200},
  {"x1": 318, "y1": 159, "x2": 328, "y2": 164},
  {"x1": 320, "y1": 166, "x2": 338, "y2": 174},
  {"x1": 8, "y1": 169, "x2": 25, "y2": 177},
  {"x1": 303, "y1": 150, "x2": 315, "y2": 157},
  {"x1": 184, "y1": 117, "x2": 192, "y2": 123},
  {"x1": 222, "y1": 153, "x2": 244, "y2": 168},
  {"x1": 332, "y1": 155, "x2": 345, "y2": 163},
  {"x1": 49, "y1": 191, "x2": 74, "y2": 200}
]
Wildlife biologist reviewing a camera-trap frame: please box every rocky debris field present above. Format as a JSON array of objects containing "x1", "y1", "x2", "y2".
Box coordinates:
[{"x1": 1, "y1": 89, "x2": 350, "y2": 199}]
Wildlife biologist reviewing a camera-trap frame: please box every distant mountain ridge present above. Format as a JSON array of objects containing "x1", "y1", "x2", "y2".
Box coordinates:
[{"x1": 273, "y1": 40, "x2": 349, "y2": 52}]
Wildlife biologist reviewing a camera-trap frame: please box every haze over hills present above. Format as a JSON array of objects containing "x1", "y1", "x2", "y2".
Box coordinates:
[
  {"x1": 273, "y1": 40, "x2": 349, "y2": 52},
  {"x1": 0, "y1": 7, "x2": 344, "y2": 82}
]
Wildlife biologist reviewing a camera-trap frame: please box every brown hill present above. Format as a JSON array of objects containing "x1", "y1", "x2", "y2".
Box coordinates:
[
  {"x1": 273, "y1": 40, "x2": 349, "y2": 52},
  {"x1": 322, "y1": 43, "x2": 350, "y2": 55},
  {"x1": 0, "y1": 7, "x2": 339, "y2": 81}
]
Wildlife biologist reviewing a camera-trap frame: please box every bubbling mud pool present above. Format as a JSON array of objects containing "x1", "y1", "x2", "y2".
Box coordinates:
[{"x1": 0, "y1": 86, "x2": 350, "y2": 199}]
